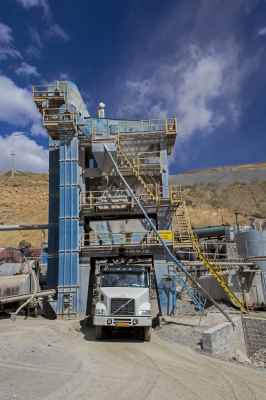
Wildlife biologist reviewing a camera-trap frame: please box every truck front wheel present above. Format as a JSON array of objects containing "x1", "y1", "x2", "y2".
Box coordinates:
[
  {"x1": 95, "y1": 326, "x2": 103, "y2": 340},
  {"x1": 144, "y1": 327, "x2": 151, "y2": 342}
]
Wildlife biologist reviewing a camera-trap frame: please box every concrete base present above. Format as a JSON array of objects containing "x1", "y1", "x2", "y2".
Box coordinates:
[{"x1": 202, "y1": 316, "x2": 247, "y2": 360}]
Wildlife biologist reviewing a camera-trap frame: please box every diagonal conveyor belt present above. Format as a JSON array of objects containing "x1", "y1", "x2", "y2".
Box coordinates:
[{"x1": 104, "y1": 144, "x2": 236, "y2": 326}]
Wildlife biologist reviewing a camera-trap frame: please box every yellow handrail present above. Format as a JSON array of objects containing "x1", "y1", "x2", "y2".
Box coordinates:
[{"x1": 172, "y1": 194, "x2": 247, "y2": 312}]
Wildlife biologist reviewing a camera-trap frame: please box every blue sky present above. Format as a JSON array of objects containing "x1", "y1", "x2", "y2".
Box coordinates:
[{"x1": 0, "y1": 0, "x2": 266, "y2": 174}]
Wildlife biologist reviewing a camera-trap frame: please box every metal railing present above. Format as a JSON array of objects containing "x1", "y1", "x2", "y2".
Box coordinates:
[
  {"x1": 81, "y1": 231, "x2": 163, "y2": 249},
  {"x1": 118, "y1": 151, "x2": 161, "y2": 173},
  {"x1": 80, "y1": 187, "x2": 165, "y2": 211},
  {"x1": 43, "y1": 108, "x2": 77, "y2": 126},
  {"x1": 32, "y1": 84, "x2": 66, "y2": 99},
  {"x1": 88, "y1": 118, "x2": 177, "y2": 136},
  {"x1": 169, "y1": 185, "x2": 184, "y2": 206}
]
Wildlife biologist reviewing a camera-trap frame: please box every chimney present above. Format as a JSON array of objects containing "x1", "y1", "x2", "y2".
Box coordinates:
[{"x1": 97, "y1": 102, "x2": 106, "y2": 118}]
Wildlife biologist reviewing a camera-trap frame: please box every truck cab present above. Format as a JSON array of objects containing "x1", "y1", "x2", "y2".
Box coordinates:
[{"x1": 93, "y1": 264, "x2": 152, "y2": 341}]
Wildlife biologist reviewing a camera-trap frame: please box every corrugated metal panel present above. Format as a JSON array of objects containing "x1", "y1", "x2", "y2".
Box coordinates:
[
  {"x1": 58, "y1": 252, "x2": 79, "y2": 286},
  {"x1": 57, "y1": 137, "x2": 80, "y2": 315},
  {"x1": 59, "y1": 187, "x2": 79, "y2": 218},
  {"x1": 59, "y1": 220, "x2": 79, "y2": 251}
]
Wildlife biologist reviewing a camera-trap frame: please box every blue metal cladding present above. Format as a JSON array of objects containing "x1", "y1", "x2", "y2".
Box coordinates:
[
  {"x1": 58, "y1": 252, "x2": 79, "y2": 287},
  {"x1": 59, "y1": 187, "x2": 79, "y2": 221},
  {"x1": 81, "y1": 118, "x2": 168, "y2": 137},
  {"x1": 57, "y1": 136, "x2": 80, "y2": 315},
  {"x1": 59, "y1": 219, "x2": 79, "y2": 251},
  {"x1": 47, "y1": 142, "x2": 59, "y2": 289}
]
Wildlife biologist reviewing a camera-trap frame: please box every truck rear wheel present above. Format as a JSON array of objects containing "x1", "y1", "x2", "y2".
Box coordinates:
[
  {"x1": 95, "y1": 326, "x2": 103, "y2": 340},
  {"x1": 144, "y1": 327, "x2": 151, "y2": 342}
]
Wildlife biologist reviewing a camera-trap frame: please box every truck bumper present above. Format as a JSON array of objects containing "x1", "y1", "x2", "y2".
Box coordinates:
[{"x1": 94, "y1": 316, "x2": 152, "y2": 327}]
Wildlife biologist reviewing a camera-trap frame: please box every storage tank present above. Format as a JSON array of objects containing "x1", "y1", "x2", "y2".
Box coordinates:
[{"x1": 236, "y1": 229, "x2": 266, "y2": 270}]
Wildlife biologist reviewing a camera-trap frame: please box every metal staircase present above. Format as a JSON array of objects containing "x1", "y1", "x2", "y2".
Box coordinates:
[
  {"x1": 172, "y1": 191, "x2": 247, "y2": 312},
  {"x1": 116, "y1": 136, "x2": 157, "y2": 201},
  {"x1": 104, "y1": 144, "x2": 239, "y2": 325},
  {"x1": 173, "y1": 201, "x2": 193, "y2": 247}
]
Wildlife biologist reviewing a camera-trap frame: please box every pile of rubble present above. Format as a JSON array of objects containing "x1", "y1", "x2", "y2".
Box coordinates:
[{"x1": 251, "y1": 348, "x2": 266, "y2": 368}]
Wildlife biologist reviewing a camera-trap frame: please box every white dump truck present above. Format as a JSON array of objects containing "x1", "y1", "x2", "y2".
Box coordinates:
[{"x1": 93, "y1": 264, "x2": 152, "y2": 341}]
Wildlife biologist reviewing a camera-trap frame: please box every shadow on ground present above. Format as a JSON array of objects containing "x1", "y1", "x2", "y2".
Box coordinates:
[{"x1": 79, "y1": 318, "x2": 146, "y2": 343}]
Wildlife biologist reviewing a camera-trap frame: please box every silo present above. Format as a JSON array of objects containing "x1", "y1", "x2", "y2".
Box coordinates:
[{"x1": 236, "y1": 229, "x2": 266, "y2": 270}]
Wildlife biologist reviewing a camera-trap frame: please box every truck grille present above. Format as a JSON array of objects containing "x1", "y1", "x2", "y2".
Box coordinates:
[{"x1": 111, "y1": 298, "x2": 135, "y2": 315}]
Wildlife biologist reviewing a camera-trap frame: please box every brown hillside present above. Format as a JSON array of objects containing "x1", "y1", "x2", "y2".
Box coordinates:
[
  {"x1": 0, "y1": 169, "x2": 266, "y2": 248},
  {"x1": 0, "y1": 172, "x2": 48, "y2": 248},
  {"x1": 183, "y1": 182, "x2": 266, "y2": 227}
]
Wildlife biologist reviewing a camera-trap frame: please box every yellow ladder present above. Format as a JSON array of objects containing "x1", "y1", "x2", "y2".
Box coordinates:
[
  {"x1": 173, "y1": 201, "x2": 193, "y2": 246},
  {"x1": 116, "y1": 136, "x2": 156, "y2": 201},
  {"x1": 172, "y1": 194, "x2": 246, "y2": 312}
]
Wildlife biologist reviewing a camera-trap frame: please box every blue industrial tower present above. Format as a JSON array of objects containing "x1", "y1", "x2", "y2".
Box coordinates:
[{"x1": 33, "y1": 80, "x2": 206, "y2": 318}]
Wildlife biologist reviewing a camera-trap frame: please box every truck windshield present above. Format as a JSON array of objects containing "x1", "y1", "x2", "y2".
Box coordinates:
[{"x1": 101, "y1": 271, "x2": 148, "y2": 288}]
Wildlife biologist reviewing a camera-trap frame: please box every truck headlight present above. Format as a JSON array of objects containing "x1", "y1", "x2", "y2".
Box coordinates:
[
  {"x1": 95, "y1": 303, "x2": 106, "y2": 316},
  {"x1": 139, "y1": 309, "x2": 151, "y2": 316},
  {"x1": 95, "y1": 309, "x2": 105, "y2": 316}
]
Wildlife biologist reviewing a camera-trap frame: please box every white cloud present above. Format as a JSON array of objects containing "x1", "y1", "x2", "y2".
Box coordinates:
[
  {"x1": 59, "y1": 72, "x2": 70, "y2": 80},
  {"x1": 258, "y1": 27, "x2": 266, "y2": 36},
  {"x1": 29, "y1": 27, "x2": 43, "y2": 49},
  {"x1": 17, "y1": 0, "x2": 69, "y2": 42},
  {"x1": 0, "y1": 22, "x2": 13, "y2": 44},
  {"x1": 119, "y1": 43, "x2": 242, "y2": 139},
  {"x1": 30, "y1": 121, "x2": 47, "y2": 137},
  {"x1": 48, "y1": 24, "x2": 70, "y2": 42},
  {"x1": 27, "y1": 27, "x2": 43, "y2": 58},
  {"x1": 0, "y1": 22, "x2": 21, "y2": 61},
  {"x1": 0, "y1": 75, "x2": 45, "y2": 136},
  {"x1": 16, "y1": 0, "x2": 44, "y2": 7},
  {"x1": 16, "y1": 0, "x2": 50, "y2": 17},
  {"x1": 176, "y1": 46, "x2": 240, "y2": 137},
  {"x1": 0, "y1": 132, "x2": 48, "y2": 172},
  {"x1": 15, "y1": 61, "x2": 40, "y2": 77},
  {"x1": 0, "y1": 75, "x2": 37, "y2": 124}
]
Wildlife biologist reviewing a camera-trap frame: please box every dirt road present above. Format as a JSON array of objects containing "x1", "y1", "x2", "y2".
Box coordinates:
[{"x1": 0, "y1": 318, "x2": 265, "y2": 400}]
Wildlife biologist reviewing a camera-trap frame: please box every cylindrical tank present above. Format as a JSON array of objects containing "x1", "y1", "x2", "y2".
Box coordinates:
[
  {"x1": 236, "y1": 229, "x2": 266, "y2": 270},
  {"x1": 0, "y1": 274, "x2": 31, "y2": 298},
  {"x1": 194, "y1": 225, "x2": 230, "y2": 239}
]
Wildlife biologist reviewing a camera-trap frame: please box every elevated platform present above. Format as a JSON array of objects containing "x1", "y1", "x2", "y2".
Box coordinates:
[
  {"x1": 32, "y1": 84, "x2": 66, "y2": 111},
  {"x1": 79, "y1": 118, "x2": 176, "y2": 152},
  {"x1": 42, "y1": 108, "x2": 77, "y2": 139},
  {"x1": 80, "y1": 231, "x2": 172, "y2": 257},
  {"x1": 80, "y1": 189, "x2": 171, "y2": 218}
]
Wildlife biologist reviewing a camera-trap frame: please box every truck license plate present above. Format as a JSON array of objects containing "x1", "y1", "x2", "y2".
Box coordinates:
[{"x1": 116, "y1": 322, "x2": 129, "y2": 327}]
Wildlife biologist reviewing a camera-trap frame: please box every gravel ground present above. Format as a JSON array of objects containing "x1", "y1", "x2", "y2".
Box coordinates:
[
  {"x1": 156, "y1": 321, "x2": 203, "y2": 351},
  {"x1": 0, "y1": 316, "x2": 266, "y2": 400},
  {"x1": 156, "y1": 311, "x2": 235, "y2": 351}
]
